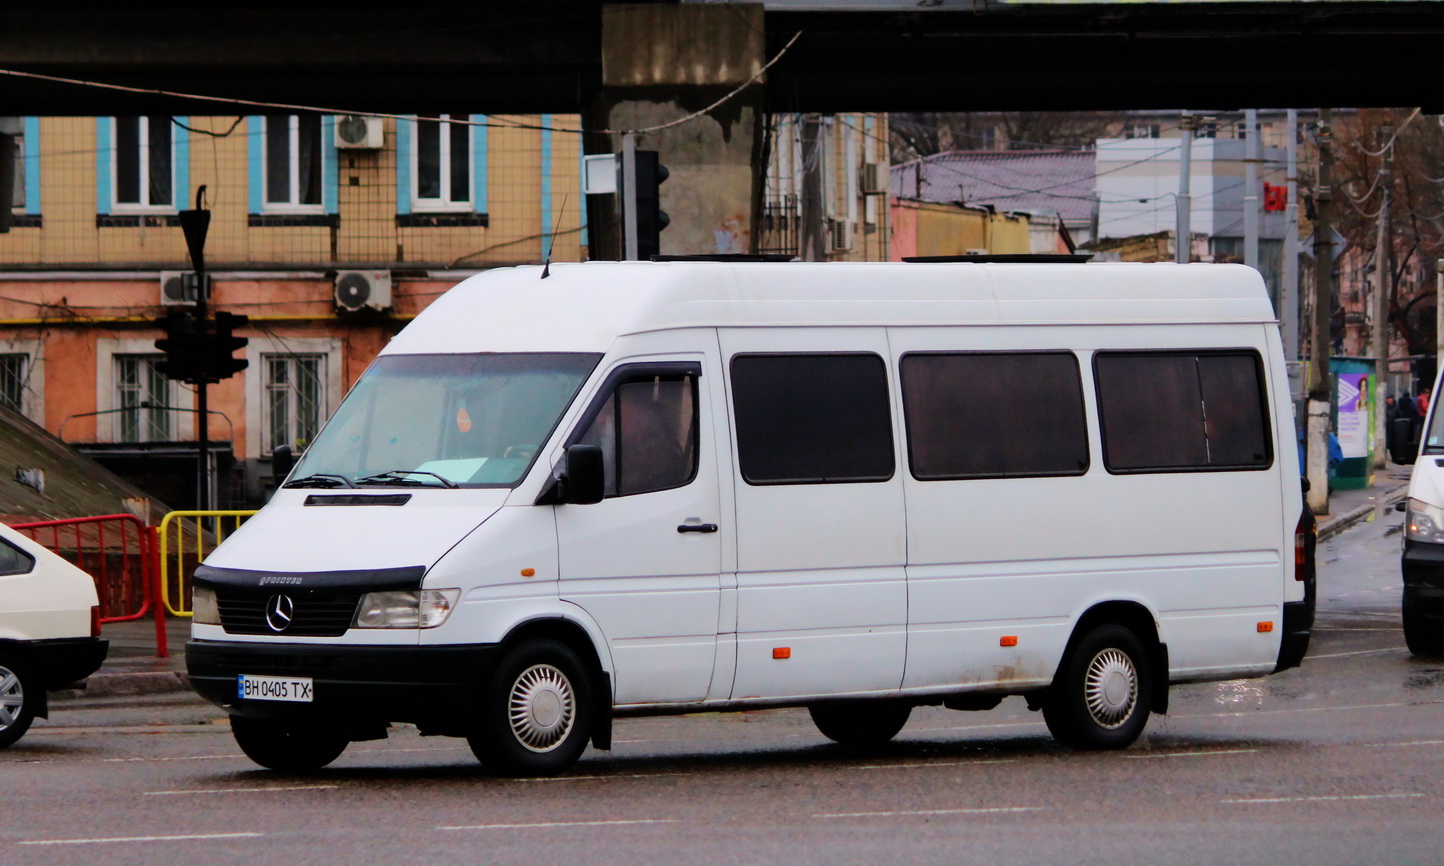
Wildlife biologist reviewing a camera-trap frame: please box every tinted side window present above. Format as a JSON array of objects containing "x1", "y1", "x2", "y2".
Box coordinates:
[
  {"x1": 731, "y1": 353, "x2": 894, "y2": 485},
  {"x1": 577, "y1": 372, "x2": 698, "y2": 497},
  {"x1": 1096, "y1": 351, "x2": 1271, "y2": 473},
  {"x1": 0, "y1": 537, "x2": 35, "y2": 576},
  {"x1": 901, "y1": 352, "x2": 1088, "y2": 480}
]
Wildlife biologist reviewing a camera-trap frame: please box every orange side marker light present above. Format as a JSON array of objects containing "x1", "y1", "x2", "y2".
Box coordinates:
[
  {"x1": 1000, "y1": 636, "x2": 1018, "y2": 647},
  {"x1": 773, "y1": 647, "x2": 791, "y2": 660},
  {"x1": 1257, "y1": 621, "x2": 1274, "y2": 633},
  {"x1": 520, "y1": 568, "x2": 536, "y2": 578}
]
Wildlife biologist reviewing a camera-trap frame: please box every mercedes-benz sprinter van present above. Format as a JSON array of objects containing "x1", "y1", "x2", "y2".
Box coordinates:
[{"x1": 187, "y1": 261, "x2": 1311, "y2": 775}]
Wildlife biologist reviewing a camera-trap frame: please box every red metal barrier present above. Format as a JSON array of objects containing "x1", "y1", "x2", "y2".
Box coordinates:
[{"x1": 12, "y1": 514, "x2": 168, "y2": 657}]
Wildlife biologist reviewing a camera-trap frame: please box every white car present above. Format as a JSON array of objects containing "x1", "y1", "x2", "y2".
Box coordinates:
[{"x1": 0, "y1": 522, "x2": 109, "y2": 748}]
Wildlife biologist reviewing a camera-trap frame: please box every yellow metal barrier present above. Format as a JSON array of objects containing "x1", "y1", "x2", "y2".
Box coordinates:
[{"x1": 158, "y1": 510, "x2": 258, "y2": 617}]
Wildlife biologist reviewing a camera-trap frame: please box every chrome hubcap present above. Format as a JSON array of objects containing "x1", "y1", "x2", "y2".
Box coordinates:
[
  {"x1": 0, "y1": 666, "x2": 23, "y2": 731},
  {"x1": 507, "y1": 664, "x2": 575, "y2": 753},
  {"x1": 1084, "y1": 648, "x2": 1137, "y2": 729}
]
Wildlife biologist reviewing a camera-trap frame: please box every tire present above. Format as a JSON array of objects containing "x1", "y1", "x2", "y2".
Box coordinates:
[
  {"x1": 1403, "y1": 601, "x2": 1444, "y2": 656},
  {"x1": 467, "y1": 638, "x2": 593, "y2": 777},
  {"x1": 809, "y1": 701, "x2": 912, "y2": 746},
  {"x1": 0, "y1": 652, "x2": 38, "y2": 750},
  {"x1": 230, "y1": 716, "x2": 349, "y2": 771},
  {"x1": 1043, "y1": 624, "x2": 1152, "y2": 750}
]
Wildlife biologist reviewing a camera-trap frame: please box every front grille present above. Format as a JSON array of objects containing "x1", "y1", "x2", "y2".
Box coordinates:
[{"x1": 216, "y1": 590, "x2": 362, "y2": 637}]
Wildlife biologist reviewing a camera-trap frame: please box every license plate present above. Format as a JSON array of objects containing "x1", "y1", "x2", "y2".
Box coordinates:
[{"x1": 237, "y1": 674, "x2": 314, "y2": 703}]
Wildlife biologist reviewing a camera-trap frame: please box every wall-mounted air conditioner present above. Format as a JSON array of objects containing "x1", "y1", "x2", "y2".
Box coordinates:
[
  {"x1": 828, "y1": 218, "x2": 854, "y2": 252},
  {"x1": 159, "y1": 271, "x2": 210, "y2": 306},
  {"x1": 860, "y1": 161, "x2": 886, "y2": 195},
  {"x1": 334, "y1": 270, "x2": 393, "y2": 312},
  {"x1": 334, "y1": 115, "x2": 384, "y2": 150}
]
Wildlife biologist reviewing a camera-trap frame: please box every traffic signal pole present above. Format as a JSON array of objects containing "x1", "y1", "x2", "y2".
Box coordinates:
[{"x1": 178, "y1": 189, "x2": 213, "y2": 511}]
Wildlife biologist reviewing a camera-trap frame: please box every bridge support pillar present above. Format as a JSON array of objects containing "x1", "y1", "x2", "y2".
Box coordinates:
[{"x1": 585, "y1": 3, "x2": 766, "y2": 259}]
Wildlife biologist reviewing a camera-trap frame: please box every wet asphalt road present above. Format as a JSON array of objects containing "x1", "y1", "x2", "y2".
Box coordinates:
[{"x1": 5, "y1": 508, "x2": 1443, "y2": 865}]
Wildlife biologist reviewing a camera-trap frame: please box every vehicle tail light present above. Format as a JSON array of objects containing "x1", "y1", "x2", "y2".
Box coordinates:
[
  {"x1": 90, "y1": 605, "x2": 101, "y2": 637},
  {"x1": 1295, "y1": 511, "x2": 1312, "y2": 581}
]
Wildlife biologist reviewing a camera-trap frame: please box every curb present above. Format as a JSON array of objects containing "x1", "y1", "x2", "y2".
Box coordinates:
[
  {"x1": 1317, "y1": 484, "x2": 1410, "y2": 542},
  {"x1": 53, "y1": 670, "x2": 191, "y2": 701}
]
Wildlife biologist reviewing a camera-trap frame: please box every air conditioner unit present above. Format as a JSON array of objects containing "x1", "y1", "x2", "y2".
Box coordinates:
[
  {"x1": 334, "y1": 115, "x2": 383, "y2": 150},
  {"x1": 159, "y1": 271, "x2": 210, "y2": 306},
  {"x1": 860, "y1": 161, "x2": 886, "y2": 195},
  {"x1": 334, "y1": 270, "x2": 393, "y2": 312},
  {"x1": 828, "y1": 218, "x2": 854, "y2": 252}
]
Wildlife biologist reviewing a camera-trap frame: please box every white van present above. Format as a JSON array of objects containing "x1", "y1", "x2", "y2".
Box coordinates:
[
  {"x1": 0, "y1": 522, "x2": 108, "y2": 748},
  {"x1": 1401, "y1": 371, "x2": 1444, "y2": 655},
  {"x1": 187, "y1": 260, "x2": 1312, "y2": 775}
]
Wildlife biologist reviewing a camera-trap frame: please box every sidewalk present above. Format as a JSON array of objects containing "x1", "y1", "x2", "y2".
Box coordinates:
[{"x1": 66, "y1": 463, "x2": 1418, "y2": 702}]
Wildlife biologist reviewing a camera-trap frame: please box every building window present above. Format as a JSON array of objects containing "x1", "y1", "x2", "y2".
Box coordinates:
[
  {"x1": 901, "y1": 352, "x2": 1089, "y2": 480},
  {"x1": 730, "y1": 353, "x2": 894, "y2": 485},
  {"x1": 264, "y1": 115, "x2": 323, "y2": 210},
  {"x1": 266, "y1": 354, "x2": 325, "y2": 453},
  {"x1": 116, "y1": 355, "x2": 173, "y2": 442},
  {"x1": 413, "y1": 114, "x2": 472, "y2": 211},
  {"x1": 8, "y1": 134, "x2": 22, "y2": 209},
  {"x1": 1095, "y1": 351, "x2": 1272, "y2": 473},
  {"x1": 0, "y1": 353, "x2": 28, "y2": 414},
  {"x1": 114, "y1": 116, "x2": 174, "y2": 209}
]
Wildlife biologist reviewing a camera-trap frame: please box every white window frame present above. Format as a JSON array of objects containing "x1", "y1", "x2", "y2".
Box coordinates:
[
  {"x1": 0, "y1": 338, "x2": 41, "y2": 425},
  {"x1": 9, "y1": 132, "x2": 22, "y2": 209},
  {"x1": 262, "y1": 353, "x2": 326, "y2": 456},
  {"x1": 111, "y1": 116, "x2": 176, "y2": 214},
  {"x1": 410, "y1": 114, "x2": 473, "y2": 213},
  {"x1": 262, "y1": 115, "x2": 325, "y2": 214},
  {"x1": 243, "y1": 336, "x2": 343, "y2": 459},
  {"x1": 96, "y1": 338, "x2": 193, "y2": 443}
]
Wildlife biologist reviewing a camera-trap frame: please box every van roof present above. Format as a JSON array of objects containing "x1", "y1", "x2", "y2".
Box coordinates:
[{"x1": 383, "y1": 261, "x2": 1276, "y2": 356}]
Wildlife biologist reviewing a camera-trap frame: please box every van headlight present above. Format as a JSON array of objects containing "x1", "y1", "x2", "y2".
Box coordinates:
[
  {"x1": 192, "y1": 585, "x2": 220, "y2": 625},
  {"x1": 1406, "y1": 498, "x2": 1444, "y2": 544},
  {"x1": 353, "y1": 589, "x2": 460, "y2": 629}
]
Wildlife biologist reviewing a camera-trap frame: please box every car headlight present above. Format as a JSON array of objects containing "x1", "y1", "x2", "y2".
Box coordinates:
[
  {"x1": 1405, "y1": 498, "x2": 1444, "y2": 543},
  {"x1": 192, "y1": 585, "x2": 220, "y2": 625},
  {"x1": 353, "y1": 589, "x2": 460, "y2": 629}
]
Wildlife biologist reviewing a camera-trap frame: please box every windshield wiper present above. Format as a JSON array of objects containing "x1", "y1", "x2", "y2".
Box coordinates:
[
  {"x1": 283, "y1": 473, "x2": 357, "y2": 489},
  {"x1": 356, "y1": 470, "x2": 459, "y2": 489}
]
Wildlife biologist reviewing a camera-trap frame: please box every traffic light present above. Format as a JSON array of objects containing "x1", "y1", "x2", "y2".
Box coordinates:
[
  {"x1": 207, "y1": 311, "x2": 249, "y2": 380},
  {"x1": 155, "y1": 308, "x2": 205, "y2": 382},
  {"x1": 634, "y1": 150, "x2": 669, "y2": 260}
]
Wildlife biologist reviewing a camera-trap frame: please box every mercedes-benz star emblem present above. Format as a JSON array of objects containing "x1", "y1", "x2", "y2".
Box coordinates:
[{"x1": 264, "y1": 594, "x2": 295, "y2": 633}]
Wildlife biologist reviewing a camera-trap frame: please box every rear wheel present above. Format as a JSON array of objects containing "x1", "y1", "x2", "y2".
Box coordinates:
[
  {"x1": 809, "y1": 701, "x2": 911, "y2": 745},
  {"x1": 467, "y1": 639, "x2": 593, "y2": 777},
  {"x1": 230, "y1": 717, "x2": 349, "y2": 771},
  {"x1": 1043, "y1": 624, "x2": 1152, "y2": 750},
  {"x1": 0, "y1": 652, "x2": 37, "y2": 750},
  {"x1": 1403, "y1": 600, "x2": 1444, "y2": 656}
]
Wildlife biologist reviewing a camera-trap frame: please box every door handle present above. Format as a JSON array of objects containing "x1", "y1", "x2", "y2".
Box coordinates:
[{"x1": 677, "y1": 523, "x2": 718, "y2": 534}]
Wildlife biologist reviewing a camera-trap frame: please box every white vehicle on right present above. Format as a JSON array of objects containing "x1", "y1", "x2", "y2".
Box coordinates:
[{"x1": 1402, "y1": 377, "x2": 1444, "y2": 655}]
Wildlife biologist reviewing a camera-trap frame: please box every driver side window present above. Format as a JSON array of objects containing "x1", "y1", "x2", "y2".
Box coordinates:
[{"x1": 576, "y1": 373, "x2": 698, "y2": 497}]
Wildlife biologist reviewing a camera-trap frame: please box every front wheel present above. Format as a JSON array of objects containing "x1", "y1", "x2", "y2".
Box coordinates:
[
  {"x1": 809, "y1": 701, "x2": 911, "y2": 745},
  {"x1": 1043, "y1": 624, "x2": 1152, "y2": 750},
  {"x1": 230, "y1": 717, "x2": 349, "y2": 771},
  {"x1": 0, "y1": 652, "x2": 38, "y2": 749},
  {"x1": 1403, "y1": 601, "x2": 1444, "y2": 656},
  {"x1": 467, "y1": 639, "x2": 593, "y2": 777}
]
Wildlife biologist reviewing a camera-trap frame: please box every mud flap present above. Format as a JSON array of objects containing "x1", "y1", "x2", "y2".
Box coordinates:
[
  {"x1": 590, "y1": 671, "x2": 613, "y2": 750},
  {"x1": 1150, "y1": 642, "x2": 1169, "y2": 715}
]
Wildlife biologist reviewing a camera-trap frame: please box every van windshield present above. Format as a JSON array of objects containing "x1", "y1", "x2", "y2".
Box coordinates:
[{"x1": 287, "y1": 353, "x2": 601, "y2": 489}]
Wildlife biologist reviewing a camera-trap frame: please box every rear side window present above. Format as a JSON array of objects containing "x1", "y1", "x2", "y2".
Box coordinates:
[
  {"x1": 731, "y1": 353, "x2": 894, "y2": 484},
  {"x1": 901, "y1": 352, "x2": 1088, "y2": 480},
  {"x1": 0, "y1": 537, "x2": 35, "y2": 576},
  {"x1": 1095, "y1": 350, "x2": 1272, "y2": 473}
]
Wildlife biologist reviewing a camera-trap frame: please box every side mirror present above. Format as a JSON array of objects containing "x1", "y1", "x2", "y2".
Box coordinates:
[
  {"x1": 563, "y1": 444, "x2": 604, "y2": 505},
  {"x1": 271, "y1": 444, "x2": 296, "y2": 482},
  {"x1": 1396, "y1": 500, "x2": 1407, "y2": 513}
]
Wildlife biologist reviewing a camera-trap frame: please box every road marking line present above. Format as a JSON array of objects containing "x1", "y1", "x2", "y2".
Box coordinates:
[
  {"x1": 814, "y1": 807, "x2": 1044, "y2": 818},
  {"x1": 1126, "y1": 748, "x2": 1259, "y2": 759},
  {"x1": 21, "y1": 833, "x2": 263, "y2": 846},
  {"x1": 439, "y1": 819, "x2": 680, "y2": 830},
  {"x1": 145, "y1": 785, "x2": 339, "y2": 796},
  {"x1": 1182, "y1": 700, "x2": 1440, "y2": 719},
  {"x1": 100, "y1": 754, "x2": 241, "y2": 763},
  {"x1": 1366, "y1": 740, "x2": 1444, "y2": 747},
  {"x1": 846, "y1": 759, "x2": 1018, "y2": 771},
  {"x1": 1222, "y1": 794, "x2": 1425, "y2": 804},
  {"x1": 1308, "y1": 648, "x2": 1408, "y2": 659},
  {"x1": 514, "y1": 773, "x2": 687, "y2": 783}
]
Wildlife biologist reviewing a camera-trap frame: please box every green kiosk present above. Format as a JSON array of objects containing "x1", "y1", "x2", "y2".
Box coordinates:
[{"x1": 1330, "y1": 357, "x2": 1378, "y2": 490}]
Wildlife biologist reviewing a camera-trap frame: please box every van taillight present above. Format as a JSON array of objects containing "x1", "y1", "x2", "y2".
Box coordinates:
[
  {"x1": 1294, "y1": 515, "x2": 1308, "y2": 580},
  {"x1": 90, "y1": 605, "x2": 101, "y2": 637}
]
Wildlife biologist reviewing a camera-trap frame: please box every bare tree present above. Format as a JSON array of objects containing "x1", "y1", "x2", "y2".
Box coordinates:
[{"x1": 889, "y1": 111, "x2": 1126, "y2": 162}]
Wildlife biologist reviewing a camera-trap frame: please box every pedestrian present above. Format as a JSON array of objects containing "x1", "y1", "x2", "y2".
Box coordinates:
[{"x1": 1418, "y1": 387, "x2": 1431, "y2": 417}]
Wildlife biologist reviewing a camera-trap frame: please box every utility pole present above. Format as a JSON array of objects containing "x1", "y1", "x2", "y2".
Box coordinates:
[
  {"x1": 1308, "y1": 109, "x2": 1334, "y2": 515},
  {"x1": 178, "y1": 191, "x2": 212, "y2": 511},
  {"x1": 621, "y1": 133, "x2": 639, "y2": 261},
  {"x1": 800, "y1": 114, "x2": 826, "y2": 262},
  {"x1": 1283, "y1": 109, "x2": 1300, "y2": 360},
  {"x1": 1373, "y1": 124, "x2": 1393, "y2": 470},
  {"x1": 1176, "y1": 111, "x2": 1194, "y2": 264},
  {"x1": 1244, "y1": 109, "x2": 1260, "y2": 271}
]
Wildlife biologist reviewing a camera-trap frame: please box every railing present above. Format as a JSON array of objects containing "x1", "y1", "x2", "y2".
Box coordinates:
[
  {"x1": 12, "y1": 513, "x2": 168, "y2": 657},
  {"x1": 158, "y1": 510, "x2": 257, "y2": 617}
]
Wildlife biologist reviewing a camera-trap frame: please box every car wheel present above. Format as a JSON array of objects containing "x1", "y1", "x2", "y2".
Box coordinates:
[
  {"x1": 809, "y1": 701, "x2": 912, "y2": 745},
  {"x1": 1403, "y1": 600, "x2": 1444, "y2": 657},
  {"x1": 467, "y1": 638, "x2": 592, "y2": 777},
  {"x1": 230, "y1": 716, "x2": 349, "y2": 771},
  {"x1": 0, "y1": 652, "x2": 38, "y2": 750},
  {"x1": 1043, "y1": 624, "x2": 1152, "y2": 750}
]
